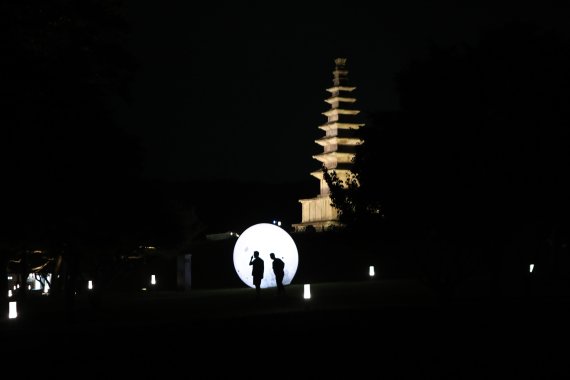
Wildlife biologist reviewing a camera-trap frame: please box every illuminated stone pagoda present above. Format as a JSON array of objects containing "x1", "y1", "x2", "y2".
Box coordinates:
[{"x1": 293, "y1": 58, "x2": 364, "y2": 232}]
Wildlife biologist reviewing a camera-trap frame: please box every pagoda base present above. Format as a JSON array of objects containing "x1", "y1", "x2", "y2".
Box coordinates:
[{"x1": 292, "y1": 220, "x2": 345, "y2": 233}]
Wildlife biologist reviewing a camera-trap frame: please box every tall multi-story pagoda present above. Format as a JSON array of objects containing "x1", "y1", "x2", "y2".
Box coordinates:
[{"x1": 293, "y1": 58, "x2": 364, "y2": 232}]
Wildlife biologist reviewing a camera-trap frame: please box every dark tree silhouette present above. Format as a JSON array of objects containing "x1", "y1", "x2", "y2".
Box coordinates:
[
  {"x1": 393, "y1": 21, "x2": 570, "y2": 247},
  {"x1": 0, "y1": 1, "x2": 207, "y2": 314},
  {"x1": 0, "y1": 0, "x2": 174, "y2": 315},
  {"x1": 326, "y1": 21, "x2": 570, "y2": 297}
]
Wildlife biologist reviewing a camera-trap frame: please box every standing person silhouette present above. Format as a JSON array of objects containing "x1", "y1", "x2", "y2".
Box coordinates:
[
  {"x1": 249, "y1": 251, "x2": 264, "y2": 296},
  {"x1": 270, "y1": 253, "x2": 285, "y2": 294}
]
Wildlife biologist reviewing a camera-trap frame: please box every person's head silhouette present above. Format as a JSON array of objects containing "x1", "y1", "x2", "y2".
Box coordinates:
[
  {"x1": 253, "y1": 251, "x2": 259, "y2": 258},
  {"x1": 270, "y1": 253, "x2": 275, "y2": 260}
]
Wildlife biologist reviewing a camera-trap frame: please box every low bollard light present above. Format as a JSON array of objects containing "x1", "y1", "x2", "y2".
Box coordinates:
[
  {"x1": 303, "y1": 284, "x2": 311, "y2": 299},
  {"x1": 8, "y1": 301, "x2": 17, "y2": 319}
]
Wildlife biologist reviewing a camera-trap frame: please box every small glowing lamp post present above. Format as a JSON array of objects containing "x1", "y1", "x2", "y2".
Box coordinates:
[
  {"x1": 150, "y1": 275, "x2": 157, "y2": 286},
  {"x1": 369, "y1": 265, "x2": 375, "y2": 278},
  {"x1": 529, "y1": 264, "x2": 534, "y2": 273},
  {"x1": 303, "y1": 284, "x2": 311, "y2": 299},
  {"x1": 88, "y1": 280, "x2": 93, "y2": 290},
  {"x1": 8, "y1": 301, "x2": 17, "y2": 319},
  {"x1": 8, "y1": 290, "x2": 12, "y2": 298}
]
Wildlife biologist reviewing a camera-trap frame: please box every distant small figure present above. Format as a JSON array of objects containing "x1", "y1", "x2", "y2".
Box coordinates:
[
  {"x1": 270, "y1": 253, "x2": 285, "y2": 294},
  {"x1": 249, "y1": 251, "x2": 264, "y2": 296}
]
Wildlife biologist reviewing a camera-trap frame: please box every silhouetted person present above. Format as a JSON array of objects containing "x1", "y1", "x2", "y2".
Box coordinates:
[
  {"x1": 270, "y1": 253, "x2": 285, "y2": 294},
  {"x1": 249, "y1": 251, "x2": 264, "y2": 296}
]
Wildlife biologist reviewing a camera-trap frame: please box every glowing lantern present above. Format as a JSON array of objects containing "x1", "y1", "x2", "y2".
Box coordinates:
[
  {"x1": 303, "y1": 284, "x2": 311, "y2": 299},
  {"x1": 151, "y1": 275, "x2": 156, "y2": 285},
  {"x1": 369, "y1": 266, "x2": 375, "y2": 277},
  {"x1": 8, "y1": 301, "x2": 17, "y2": 319}
]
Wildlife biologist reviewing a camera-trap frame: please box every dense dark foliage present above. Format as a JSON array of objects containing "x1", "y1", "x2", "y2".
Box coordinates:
[
  {"x1": 0, "y1": 1, "x2": 200, "y2": 311},
  {"x1": 325, "y1": 21, "x2": 570, "y2": 295}
]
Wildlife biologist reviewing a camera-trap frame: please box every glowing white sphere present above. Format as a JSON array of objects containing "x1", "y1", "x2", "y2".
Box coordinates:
[{"x1": 233, "y1": 223, "x2": 299, "y2": 289}]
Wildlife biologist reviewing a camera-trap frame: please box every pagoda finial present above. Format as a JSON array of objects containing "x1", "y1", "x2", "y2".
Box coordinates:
[
  {"x1": 335, "y1": 57, "x2": 347, "y2": 67},
  {"x1": 333, "y1": 57, "x2": 349, "y2": 87}
]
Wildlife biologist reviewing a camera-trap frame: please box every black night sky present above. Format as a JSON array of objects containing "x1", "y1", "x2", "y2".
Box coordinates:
[{"x1": 116, "y1": 2, "x2": 569, "y2": 183}]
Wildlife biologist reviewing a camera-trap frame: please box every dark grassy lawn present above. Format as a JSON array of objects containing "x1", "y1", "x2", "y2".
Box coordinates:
[{"x1": 2, "y1": 279, "x2": 570, "y2": 378}]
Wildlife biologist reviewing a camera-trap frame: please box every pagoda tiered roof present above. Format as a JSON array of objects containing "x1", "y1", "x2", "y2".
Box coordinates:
[
  {"x1": 322, "y1": 108, "x2": 360, "y2": 117},
  {"x1": 324, "y1": 96, "x2": 357, "y2": 104},
  {"x1": 315, "y1": 135, "x2": 363, "y2": 147},
  {"x1": 312, "y1": 151, "x2": 356, "y2": 164},
  {"x1": 310, "y1": 167, "x2": 354, "y2": 180},
  {"x1": 318, "y1": 121, "x2": 364, "y2": 131},
  {"x1": 326, "y1": 86, "x2": 356, "y2": 93}
]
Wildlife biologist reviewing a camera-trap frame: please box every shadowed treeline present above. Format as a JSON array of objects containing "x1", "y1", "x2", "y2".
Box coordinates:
[
  {"x1": 0, "y1": 0, "x2": 200, "y2": 317},
  {"x1": 325, "y1": 21, "x2": 570, "y2": 299}
]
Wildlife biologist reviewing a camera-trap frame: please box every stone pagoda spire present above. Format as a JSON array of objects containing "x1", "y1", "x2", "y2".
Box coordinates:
[{"x1": 293, "y1": 58, "x2": 365, "y2": 232}]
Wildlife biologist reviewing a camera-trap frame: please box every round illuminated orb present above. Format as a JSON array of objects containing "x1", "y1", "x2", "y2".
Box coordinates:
[{"x1": 233, "y1": 223, "x2": 299, "y2": 289}]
